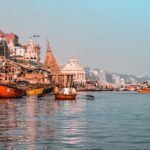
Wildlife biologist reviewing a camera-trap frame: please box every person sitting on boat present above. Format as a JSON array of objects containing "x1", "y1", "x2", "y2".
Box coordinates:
[
  {"x1": 62, "y1": 87, "x2": 70, "y2": 95},
  {"x1": 70, "y1": 86, "x2": 77, "y2": 95},
  {"x1": 54, "y1": 85, "x2": 59, "y2": 94}
]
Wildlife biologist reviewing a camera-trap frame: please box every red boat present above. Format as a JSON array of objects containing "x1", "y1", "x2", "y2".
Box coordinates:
[
  {"x1": 55, "y1": 93, "x2": 76, "y2": 100},
  {"x1": 137, "y1": 88, "x2": 150, "y2": 93},
  {"x1": 0, "y1": 84, "x2": 23, "y2": 98}
]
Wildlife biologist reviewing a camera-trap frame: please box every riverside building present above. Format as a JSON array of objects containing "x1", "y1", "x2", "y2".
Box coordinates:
[
  {"x1": 0, "y1": 30, "x2": 19, "y2": 57},
  {"x1": 23, "y1": 37, "x2": 40, "y2": 63},
  {"x1": 61, "y1": 57, "x2": 86, "y2": 85}
]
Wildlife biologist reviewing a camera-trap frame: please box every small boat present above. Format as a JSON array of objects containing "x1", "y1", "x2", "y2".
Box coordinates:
[
  {"x1": 137, "y1": 88, "x2": 150, "y2": 93},
  {"x1": 26, "y1": 88, "x2": 44, "y2": 96},
  {"x1": 55, "y1": 93, "x2": 76, "y2": 100},
  {"x1": 0, "y1": 84, "x2": 23, "y2": 98}
]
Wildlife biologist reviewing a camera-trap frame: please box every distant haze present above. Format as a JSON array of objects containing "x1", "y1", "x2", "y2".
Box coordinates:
[{"x1": 1, "y1": 0, "x2": 150, "y2": 75}]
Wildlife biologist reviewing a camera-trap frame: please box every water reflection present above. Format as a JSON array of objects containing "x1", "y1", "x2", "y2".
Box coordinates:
[
  {"x1": 0, "y1": 99, "x2": 17, "y2": 149},
  {"x1": 55, "y1": 100, "x2": 84, "y2": 115},
  {"x1": 1, "y1": 93, "x2": 149, "y2": 150},
  {"x1": 54, "y1": 100, "x2": 87, "y2": 148},
  {"x1": 0, "y1": 96, "x2": 88, "y2": 149},
  {"x1": 60, "y1": 119, "x2": 85, "y2": 145},
  {"x1": 25, "y1": 96, "x2": 38, "y2": 150}
]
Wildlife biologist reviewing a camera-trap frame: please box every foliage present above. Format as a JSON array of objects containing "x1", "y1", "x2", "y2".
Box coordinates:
[{"x1": 26, "y1": 60, "x2": 38, "y2": 66}]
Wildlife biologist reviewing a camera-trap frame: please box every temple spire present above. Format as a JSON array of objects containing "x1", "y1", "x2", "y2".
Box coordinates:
[
  {"x1": 44, "y1": 43, "x2": 60, "y2": 75},
  {"x1": 71, "y1": 48, "x2": 76, "y2": 59},
  {"x1": 47, "y1": 42, "x2": 52, "y2": 52}
]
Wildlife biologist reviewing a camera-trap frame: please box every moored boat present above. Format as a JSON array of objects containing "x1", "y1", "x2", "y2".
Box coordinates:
[
  {"x1": 137, "y1": 88, "x2": 150, "y2": 93},
  {"x1": 43, "y1": 86, "x2": 53, "y2": 95},
  {"x1": 0, "y1": 84, "x2": 23, "y2": 98},
  {"x1": 55, "y1": 93, "x2": 76, "y2": 100},
  {"x1": 26, "y1": 88, "x2": 44, "y2": 96}
]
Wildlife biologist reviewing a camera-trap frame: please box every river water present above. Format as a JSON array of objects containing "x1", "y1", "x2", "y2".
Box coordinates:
[{"x1": 0, "y1": 92, "x2": 150, "y2": 150}]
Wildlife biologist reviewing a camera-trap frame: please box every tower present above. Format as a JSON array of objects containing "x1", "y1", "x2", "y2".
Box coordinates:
[{"x1": 44, "y1": 43, "x2": 60, "y2": 75}]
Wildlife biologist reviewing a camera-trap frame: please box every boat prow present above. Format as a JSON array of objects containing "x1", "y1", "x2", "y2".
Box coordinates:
[{"x1": 0, "y1": 84, "x2": 23, "y2": 98}]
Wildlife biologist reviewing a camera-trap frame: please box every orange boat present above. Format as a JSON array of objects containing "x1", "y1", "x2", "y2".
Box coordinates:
[
  {"x1": 137, "y1": 88, "x2": 150, "y2": 93},
  {"x1": 0, "y1": 84, "x2": 23, "y2": 98},
  {"x1": 55, "y1": 93, "x2": 76, "y2": 100}
]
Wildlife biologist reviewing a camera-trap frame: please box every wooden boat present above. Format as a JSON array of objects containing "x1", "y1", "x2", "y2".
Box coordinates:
[
  {"x1": 26, "y1": 88, "x2": 44, "y2": 96},
  {"x1": 43, "y1": 86, "x2": 53, "y2": 94},
  {"x1": 0, "y1": 84, "x2": 23, "y2": 98},
  {"x1": 55, "y1": 93, "x2": 76, "y2": 100},
  {"x1": 137, "y1": 88, "x2": 150, "y2": 93}
]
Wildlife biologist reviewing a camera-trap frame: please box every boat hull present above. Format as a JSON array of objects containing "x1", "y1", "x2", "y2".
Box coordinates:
[
  {"x1": 26, "y1": 88, "x2": 44, "y2": 96},
  {"x1": 55, "y1": 94, "x2": 76, "y2": 100},
  {"x1": 137, "y1": 89, "x2": 150, "y2": 93},
  {"x1": 0, "y1": 85, "x2": 23, "y2": 98},
  {"x1": 43, "y1": 86, "x2": 53, "y2": 94}
]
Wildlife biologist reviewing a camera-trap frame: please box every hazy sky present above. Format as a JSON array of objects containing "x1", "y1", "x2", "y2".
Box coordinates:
[{"x1": 1, "y1": 0, "x2": 150, "y2": 75}]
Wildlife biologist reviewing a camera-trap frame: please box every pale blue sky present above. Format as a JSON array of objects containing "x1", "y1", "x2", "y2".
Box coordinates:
[{"x1": 1, "y1": 0, "x2": 150, "y2": 75}]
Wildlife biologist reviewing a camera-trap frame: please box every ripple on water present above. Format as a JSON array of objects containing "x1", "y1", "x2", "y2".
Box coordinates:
[{"x1": 0, "y1": 92, "x2": 149, "y2": 149}]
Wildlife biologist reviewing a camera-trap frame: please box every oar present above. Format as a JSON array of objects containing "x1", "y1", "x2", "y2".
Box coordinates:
[
  {"x1": 77, "y1": 93, "x2": 95, "y2": 99},
  {"x1": 49, "y1": 93, "x2": 55, "y2": 96},
  {"x1": 37, "y1": 94, "x2": 43, "y2": 98},
  {"x1": 38, "y1": 92, "x2": 55, "y2": 98}
]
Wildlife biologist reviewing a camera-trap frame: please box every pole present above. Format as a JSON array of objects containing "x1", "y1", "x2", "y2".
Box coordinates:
[{"x1": 33, "y1": 34, "x2": 40, "y2": 64}]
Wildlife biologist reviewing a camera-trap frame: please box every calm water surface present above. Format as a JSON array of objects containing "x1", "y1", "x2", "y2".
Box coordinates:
[{"x1": 0, "y1": 92, "x2": 150, "y2": 150}]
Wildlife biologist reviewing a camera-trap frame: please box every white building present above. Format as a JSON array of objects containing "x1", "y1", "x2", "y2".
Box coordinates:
[
  {"x1": 14, "y1": 46, "x2": 25, "y2": 57},
  {"x1": 120, "y1": 78, "x2": 125, "y2": 87},
  {"x1": 24, "y1": 37, "x2": 40, "y2": 63},
  {"x1": 99, "y1": 70, "x2": 107, "y2": 85},
  {"x1": 93, "y1": 69, "x2": 99, "y2": 77},
  {"x1": 113, "y1": 74, "x2": 123, "y2": 88},
  {"x1": 61, "y1": 57, "x2": 86, "y2": 84}
]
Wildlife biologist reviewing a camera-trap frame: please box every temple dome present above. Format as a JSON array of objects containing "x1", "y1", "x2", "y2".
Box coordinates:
[{"x1": 62, "y1": 57, "x2": 84, "y2": 72}]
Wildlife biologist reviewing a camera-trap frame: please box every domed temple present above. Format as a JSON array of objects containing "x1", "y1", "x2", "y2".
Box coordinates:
[{"x1": 61, "y1": 57, "x2": 86, "y2": 85}]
